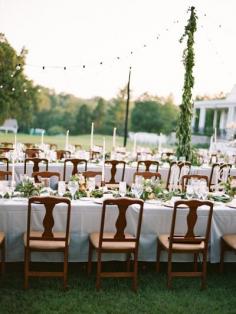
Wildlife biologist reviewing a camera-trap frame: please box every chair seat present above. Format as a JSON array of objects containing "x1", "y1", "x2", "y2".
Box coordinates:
[
  {"x1": 90, "y1": 232, "x2": 136, "y2": 250},
  {"x1": 24, "y1": 231, "x2": 69, "y2": 250},
  {"x1": 0, "y1": 232, "x2": 5, "y2": 244},
  {"x1": 159, "y1": 234, "x2": 205, "y2": 251},
  {"x1": 222, "y1": 234, "x2": 236, "y2": 250}
]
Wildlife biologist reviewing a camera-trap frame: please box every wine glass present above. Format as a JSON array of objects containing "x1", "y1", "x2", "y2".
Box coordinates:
[
  {"x1": 58, "y1": 181, "x2": 66, "y2": 197},
  {"x1": 119, "y1": 181, "x2": 127, "y2": 197},
  {"x1": 186, "y1": 184, "x2": 193, "y2": 200},
  {"x1": 68, "y1": 181, "x2": 78, "y2": 200},
  {"x1": 132, "y1": 184, "x2": 143, "y2": 199},
  {"x1": 87, "y1": 177, "x2": 96, "y2": 194}
]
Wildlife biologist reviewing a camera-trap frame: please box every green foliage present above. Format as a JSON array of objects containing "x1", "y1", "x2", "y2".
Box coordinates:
[
  {"x1": 75, "y1": 104, "x2": 92, "y2": 134},
  {"x1": 0, "y1": 33, "x2": 38, "y2": 132},
  {"x1": 15, "y1": 179, "x2": 40, "y2": 197},
  {"x1": 131, "y1": 98, "x2": 178, "y2": 134},
  {"x1": 176, "y1": 7, "x2": 197, "y2": 161}
]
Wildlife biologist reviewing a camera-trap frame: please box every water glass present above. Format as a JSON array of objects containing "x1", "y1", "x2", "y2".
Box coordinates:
[
  {"x1": 87, "y1": 177, "x2": 96, "y2": 193},
  {"x1": 119, "y1": 181, "x2": 127, "y2": 197},
  {"x1": 68, "y1": 181, "x2": 78, "y2": 200}
]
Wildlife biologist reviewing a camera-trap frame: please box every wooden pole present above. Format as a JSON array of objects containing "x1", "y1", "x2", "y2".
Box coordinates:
[{"x1": 123, "y1": 67, "x2": 131, "y2": 147}]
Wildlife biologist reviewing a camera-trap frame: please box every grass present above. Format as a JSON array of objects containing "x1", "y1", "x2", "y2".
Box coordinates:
[
  {"x1": 0, "y1": 262, "x2": 236, "y2": 314},
  {"x1": 0, "y1": 133, "x2": 143, "y2": 151}
]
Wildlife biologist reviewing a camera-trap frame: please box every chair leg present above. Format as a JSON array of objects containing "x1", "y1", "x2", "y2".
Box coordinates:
[
  {"x1": 96, "y1": 251, "x2": 102, "y2": 291},
  {"x1": 167, "y1": 251, "x2": 172, "y2": 289},
  {"x1": 201, "y1": 252, "x2": 207, "y2": 290},
  {"x1": 219, "y1": 238, "x2": 226, "y2": 273},
  {"x1": 1, "y1": 239, "x2": 5, "y2": 275},
  {"x1": 156, "y1": 240, "x2": 162, "y2": 272},
  {"x1": 24, "y1": 247, "x2": 30, "y2": 289},
  {"x1": 126, "y1": 253, "x2": 131, "y2": 272},
  {"x1": 88, "y1": 241, "x2": 93, "y2": 275},
  {"x1": 63, "y1": 248, "x2": 68, "y2": 289},
  {"x1": 194, "y1": 253, "x2": 198, "y2": 272},
  {"x1": 132, "y1": 252, "x2": 138, "y2": 292}
]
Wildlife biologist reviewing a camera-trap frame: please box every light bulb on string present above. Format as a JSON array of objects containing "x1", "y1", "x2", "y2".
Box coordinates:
[
  {"x1": 42, "y1": 66, "x2": 45, "y2": 70},
  {"x1": 24, "y1": 89, "x2": 27, "y2": 93},
  {"x1": 38, "y1": 89, "x2": 41, "y2": 93},
  {"x1": 64, "y1": 66, "x2": 66, "y2": 70},
  {"x1": 16, "y1": 64, "x2": 21, "y2": 71},
  {"x1": 12, "y1": 87, "x2": 15, "y2": 92},
  {"x1": 0, "y1": 85, "x2": 3, "y2": 89},
  {"x1": 10, "y1": 73, "x2": 14, "y2": 78},
  {"x1": 82, "y1": 65, "x2": 86, "y2": 69}
]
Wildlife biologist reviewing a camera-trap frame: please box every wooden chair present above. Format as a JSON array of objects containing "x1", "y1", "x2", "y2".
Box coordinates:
[
  {"x1": 88, "y1": 197, "x2": 144, "y2": 291},
  {"x1": 209, "y1": 153, "x2": 218, "y2": 164},
  {"x1": 32, "y1": 171, "x2": 60, "y2": 184},
  {"x1": 24, "y1": 143, "x2": 35, "y2": 149},
  {"x1": 75, "y1": 144, "x2": 82, "y2": 150},
  {"x1": 0, "y1": 147, "x2": 13, "y2": 155},
  {"x1": 220, "y1": 231, "x2": 236, "y2": 272},
  {"x1": 0, "y1": 232, "x2": 5, "y2": 274},
  {"x1": 0, "y1": 170, "x2": 12, "y2": 180},
  {"x1": 1, "y1": 142, "x2": 13, "y2": 148},
  {"x1": 82, "y1": 171, "x2": 102, "y2": 187},
  {"x1": 25, "y1": 148, "x2": 41, "y2": 158},
  {"x1": 133, "y1": 171, "x2": 161, "y2": 183},
  {"x1": 56, "y1": 150, "x2": 71, "y2": 160},
  {"x1": 181, "y1": 174, "x2": 209, "y2": 192},
  {"x1": 166, "y1": 161, "x2": 191, "y2": 191},
  {"x1": 24, "y1": 196, "x2": 71, "y2": 289},
  {"x1": 24, "y1": 158, "x2": 49, "y2": 174},
  {"x1": 209, "y1": 163, "x2": 232, "y2": 192},
  {"x1": 105, "y1": 160, "x2": 126, "y2": 188},
  {"x1": 136, "y1": 160, "x2": 159, "y2": 172},
  {"x1": 48, "y1": 143, "x2": 58, "y2": 150},
  {"x1": 63, "y1": 158, "x2": 88, "y2": 180},
  {"x1": 0, "y1": 158, "x2": 9, "y2": 178},
  {"x1": 161, "y1": 152, "x2": 174, "y2": 159},
  {"x1": 156, "y1": 199, "x2": 213, "y2": 289}
]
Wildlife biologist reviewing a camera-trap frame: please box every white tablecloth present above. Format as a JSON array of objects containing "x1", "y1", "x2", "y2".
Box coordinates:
[{"x1": 0, "y1": 198, "x2": 235, "y2": 263}]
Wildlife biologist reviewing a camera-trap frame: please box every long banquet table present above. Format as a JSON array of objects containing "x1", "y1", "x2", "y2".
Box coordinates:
[
  {"x1": 1, "y1": 162, "x2": 236, "y2": 185},
  {"x1": 1, "y1": 198, "x2": 236, "y2": 264}
]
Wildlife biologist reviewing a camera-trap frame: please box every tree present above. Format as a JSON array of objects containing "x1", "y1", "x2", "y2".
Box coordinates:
[
  {"x1": 0, "y1": 33, "x2": 38, "y2": 131},
  {"x1": 75, "y1": 104, "x2": 92, "y2": 134},
  {"x1": 176, "y1": 6, "x2": 197, "y2": 160},
  {"x1": 92, "y1": 98, "x2": 106, "y2": 133}
]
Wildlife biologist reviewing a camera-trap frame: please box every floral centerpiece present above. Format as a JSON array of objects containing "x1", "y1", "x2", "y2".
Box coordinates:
[
  {"x1": 223, "y1": 177, "x2": 236, "y2": 198},
  {"x1": 15, "y1": 179, "x2": 40, "y2": 197},
  {"x1": 140, "y1": 178, "x2": 169, "y2": 201}
]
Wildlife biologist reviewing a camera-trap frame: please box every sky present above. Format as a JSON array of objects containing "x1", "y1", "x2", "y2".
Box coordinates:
[{"x1": 1, "y1": 0, "x2": 236, "y2": 103}]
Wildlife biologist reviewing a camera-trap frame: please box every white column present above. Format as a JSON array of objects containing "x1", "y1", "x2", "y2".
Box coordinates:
[
  {"x1": 226, "y1": 106, "x2": 235, "y2": 139},
  {"x1": 226, "y1": 106, "x2": 235, "y2": 125},
  {"x1": 219, "y1": 110, "x2": 226, "y2": 130},
  {"x1": 213, "y1": 110, "x2": 218, "y2": 128},
  {"x1": 198, "y1": 107, "x2": 206, "y2": 133}
]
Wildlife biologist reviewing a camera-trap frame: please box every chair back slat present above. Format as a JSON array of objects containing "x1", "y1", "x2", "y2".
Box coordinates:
[
  {"x1": 105, "y1": 160, "x2": 126, "y2": 184},
  {"x1": 169, "y1": 200, "x2": 213, "y2": 248},
  {"x1": 181, "y1": 174, "x2": 208, "y2": 192},
  {"x1": 136, "y1": 160, "x2": 159, "y2": 172},
  {"x1": 24, "y1": 158, "x2": 49, "y2": 174},
  {"x1": 63, "y1": 158, "x2": 87, "y2": 180},
  {"x1": 27, "y1": 196, "x2": 71, "y2": 244},
  {"x1": 99, "y1": 198, "x2": 144, "y2": 248}
]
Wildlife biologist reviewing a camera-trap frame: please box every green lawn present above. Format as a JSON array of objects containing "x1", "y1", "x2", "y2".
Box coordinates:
[
  {"x1": 0, "y1": 133, "x2": 141, "y2": 151},
  {"x1": 0, "y1": 262, "x2": 235, "y2": 314}
]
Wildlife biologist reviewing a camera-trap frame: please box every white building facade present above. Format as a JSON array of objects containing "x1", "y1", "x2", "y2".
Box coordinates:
[{"x1": 192, "y1": 85, "x2": 236, "y2": 138}]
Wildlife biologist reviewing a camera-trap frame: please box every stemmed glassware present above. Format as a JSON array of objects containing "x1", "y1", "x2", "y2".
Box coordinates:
[
  {"x1": 131, "y1": 183, "x2": 143, "y2": 199},
  {"x1": 119, "y1": 181, "x2": 127, "y2": 197},
  {"x1": 58, "y1": 181, "x2": 66, "y2": 197},
  {"x1": 68, "y1": 181, "x2": 78, "y2": 200}
]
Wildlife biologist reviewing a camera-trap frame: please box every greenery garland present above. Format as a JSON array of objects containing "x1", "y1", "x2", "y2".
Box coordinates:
[{"x1": 176, "y1": 6, "x2": 197, "y2": 161}]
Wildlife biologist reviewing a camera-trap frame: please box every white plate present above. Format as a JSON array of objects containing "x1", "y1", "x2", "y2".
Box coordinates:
[
  {"x1": 226, "y1": 202, "x2": 236, "y2": 208},
  {"x1": 93, "y1": 198, "x2": 103, "y2": 204},
  {"x1": 79, "y1": 197, "x2": 93, "y2": 201},
  {"x1": 163, "y1": 201, "x2": 188, "y2": 208},
  {"x1": 145, "y1": 199, "x2": 162, "y2": 205}
]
